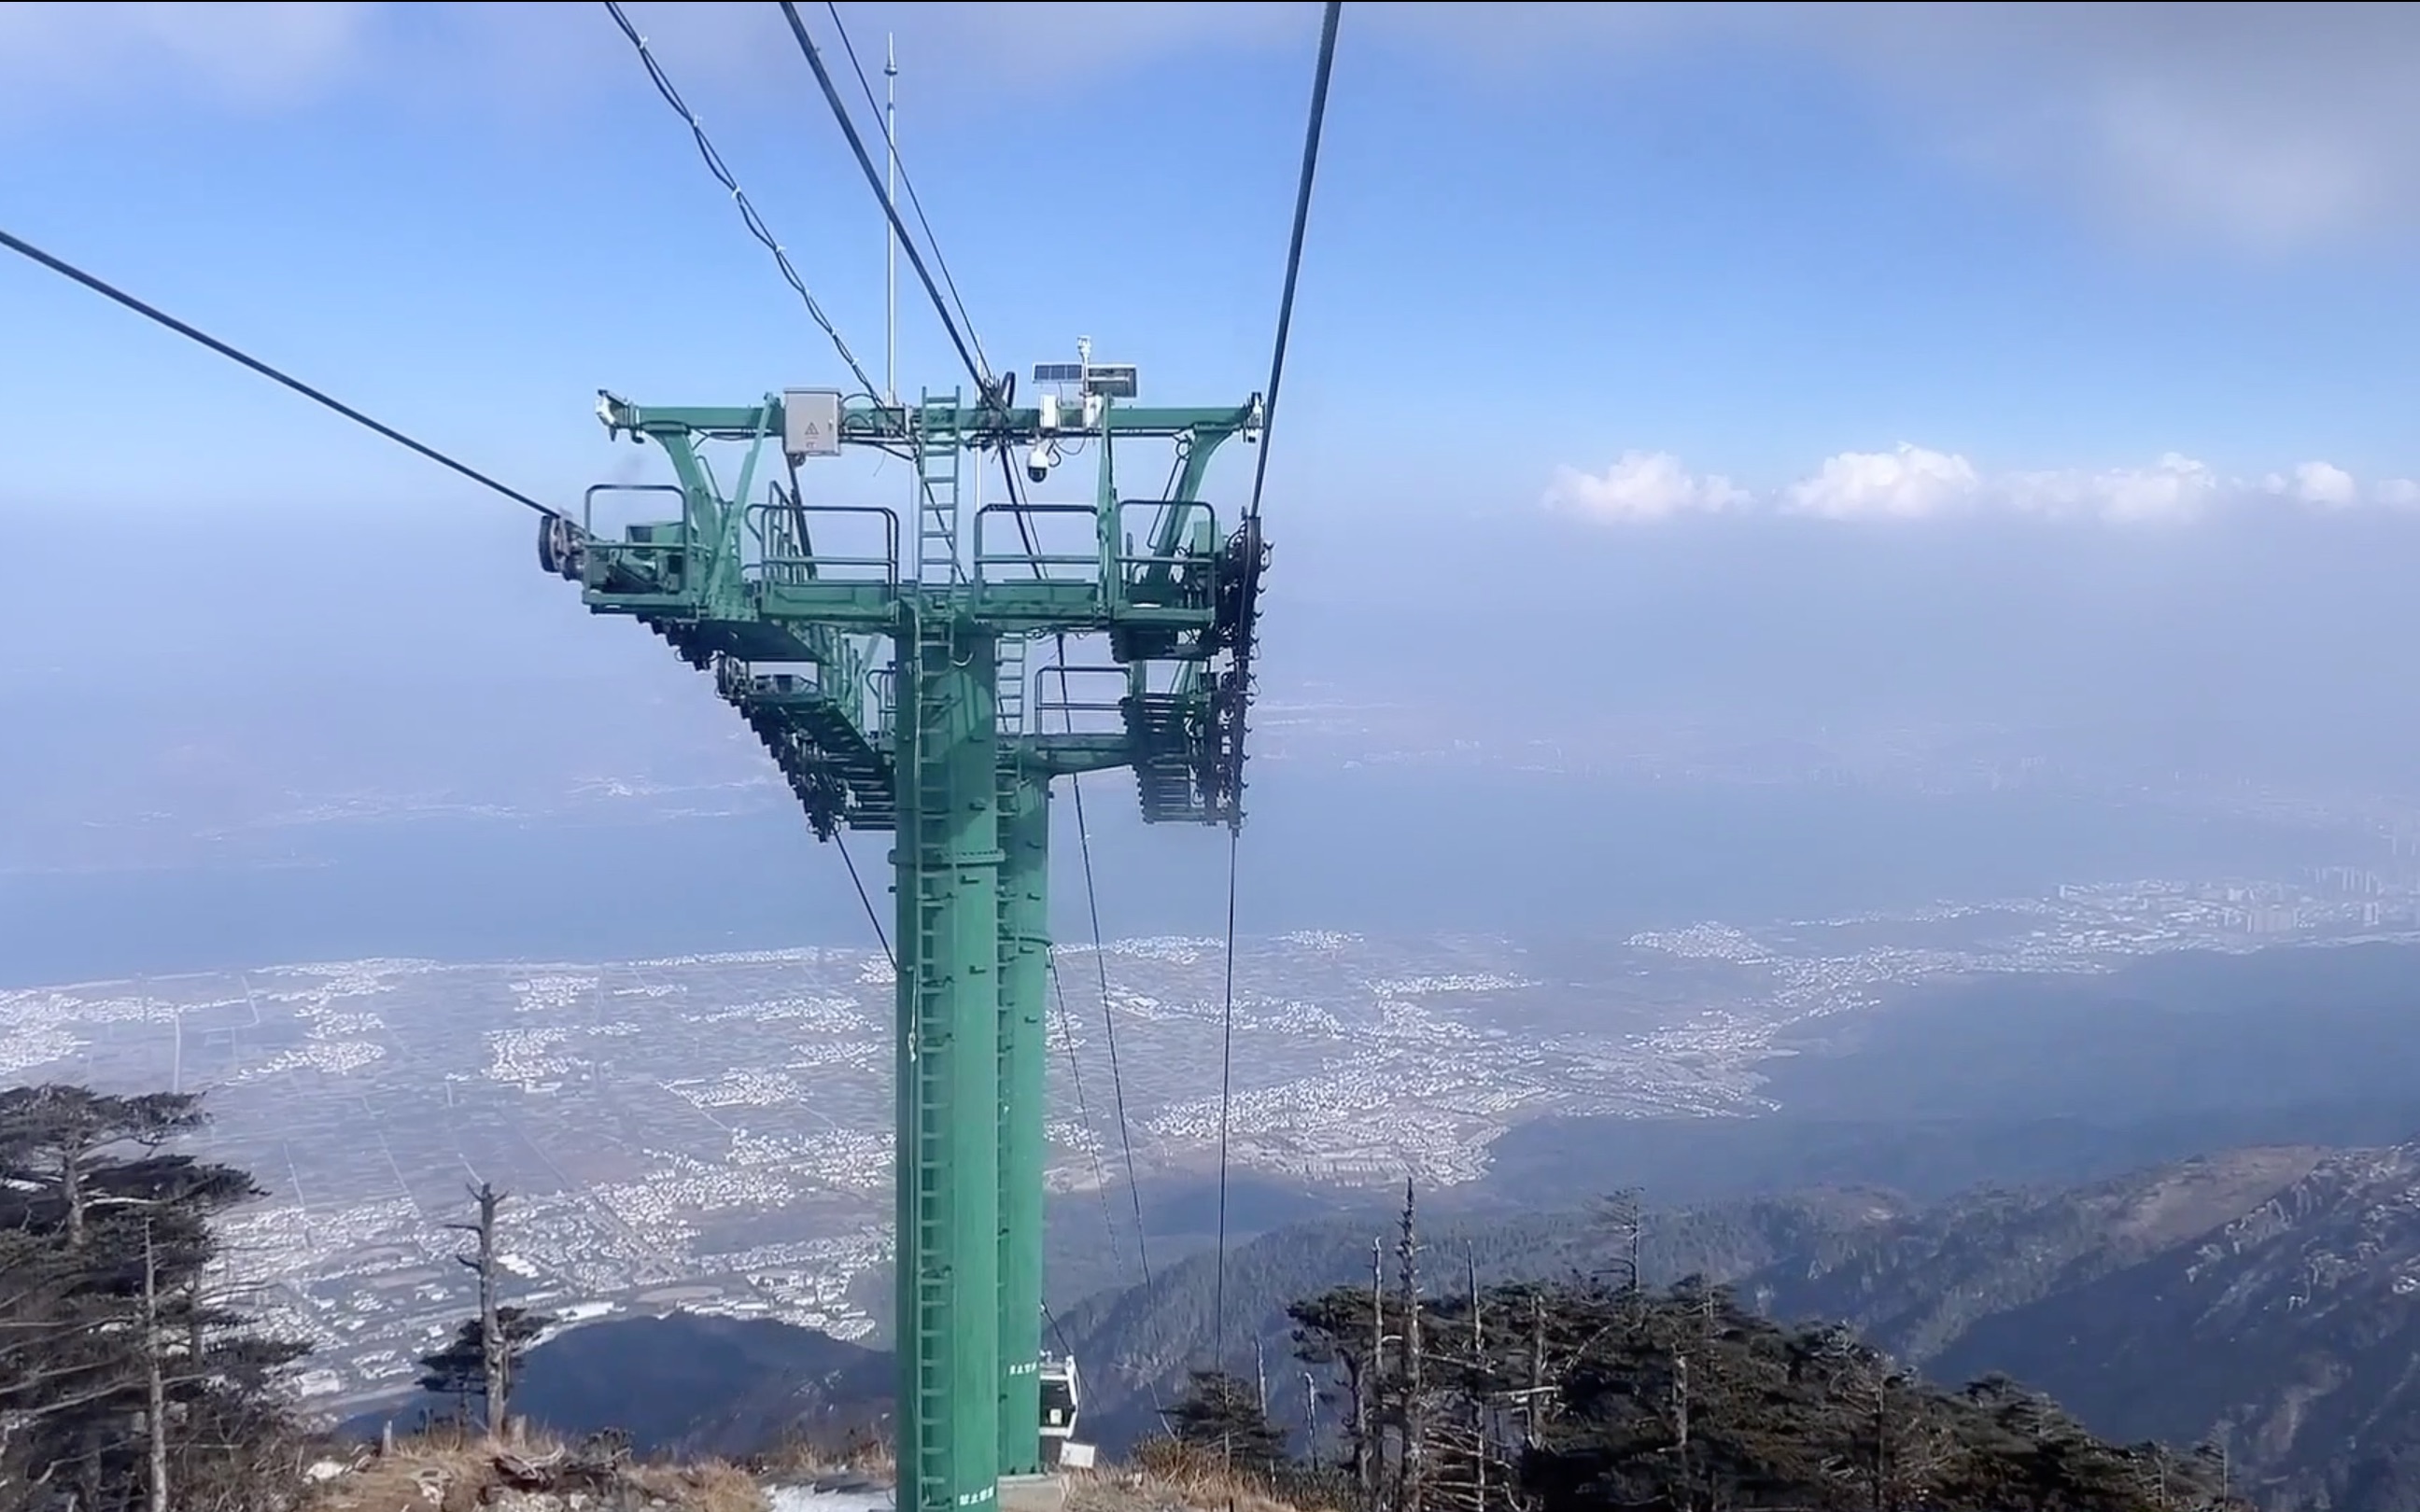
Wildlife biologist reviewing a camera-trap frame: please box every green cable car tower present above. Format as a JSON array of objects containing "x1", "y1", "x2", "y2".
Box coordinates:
[{"x1": 539, "y1": 367, "x2": 1270, "y2": 1512}]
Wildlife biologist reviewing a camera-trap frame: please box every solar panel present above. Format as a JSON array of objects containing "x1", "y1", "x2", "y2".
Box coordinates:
[{"x1": 1031, "y1": 361, "x2": 1084, "y2": 385}]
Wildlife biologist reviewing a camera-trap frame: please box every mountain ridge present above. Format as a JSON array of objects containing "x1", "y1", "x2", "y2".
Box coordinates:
[{"x1": 395, "y1": 1132, "x2": 2420, "y2": 1509}]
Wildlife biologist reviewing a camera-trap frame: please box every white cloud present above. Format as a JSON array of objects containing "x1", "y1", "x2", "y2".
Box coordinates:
[
  {"x1": 0, "y1": 2, "x2": 374, "y2": 113},
  {"x1": 970, "y1": 1, "x2": 2420, "y2": 252},
  {"x1": 0, "y1": 1, "x2": 1312, "y2": 125},
  {"x1": 1542, "y1": 452, "x2": 1746, "y2": 523},
  {"x1": 1781, "y1": 443, "x2": 1980, "y2": 521},
  {"x1": 1777, "y1": 3, "x2": 2420, "y2": 252},
  {"x1": 7, "y1": 3, "x2": 2417, "y2": 249},
  {"x1": 1332, "y1": 4, "x2": 2420, "y2": 251},
  {"x1": 1555, "y1": 447, "x2": 2418, "y2": 525},
  {"x1": 2289, "y1": 459, "x2": 2358, "y2": 509},
  {"x1": 2092, "y1": 454, "x2": 2223, "y2": 522},
  {"x1": 2005, "y1": 453, "x2": 2219, "y2": 523},
  {"x1": 2256, "y1": 460, "x2": 2380, "y2": 511}
]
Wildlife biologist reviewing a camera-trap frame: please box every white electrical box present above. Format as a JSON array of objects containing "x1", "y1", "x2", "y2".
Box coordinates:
[{"x1": 781, "y1": 387, "x2": 844, "y2": 458}]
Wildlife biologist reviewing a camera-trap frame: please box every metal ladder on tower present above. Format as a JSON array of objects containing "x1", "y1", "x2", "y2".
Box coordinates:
[
  {"x1": 995, "y1": 634, "x2": 1027, "y2": 738},
  {"x1": 915, "y1": 389, "x2": 964, "y2": 584},
  {"x1": 904, "y1": 608, "x2": 957, "y2": 1505}
]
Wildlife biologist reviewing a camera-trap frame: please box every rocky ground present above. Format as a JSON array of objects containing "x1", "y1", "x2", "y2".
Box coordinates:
[
  {"x1": 303, "y1": 1435, "x2": 769, "y2": 1512},
  {"x1": 299, "y1": 1435, "x2": 1320, "y2": 1512}
]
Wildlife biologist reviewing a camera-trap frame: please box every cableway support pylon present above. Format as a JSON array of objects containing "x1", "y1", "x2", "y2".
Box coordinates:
[{"x1": 544, "y1": 385, "x2": 1270, "y2": 1512}]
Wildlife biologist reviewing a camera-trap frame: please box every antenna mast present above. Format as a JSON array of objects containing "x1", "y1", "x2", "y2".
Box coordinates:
[{"x1": 884, "y1": 34, "x2": 898, "y2": 406}]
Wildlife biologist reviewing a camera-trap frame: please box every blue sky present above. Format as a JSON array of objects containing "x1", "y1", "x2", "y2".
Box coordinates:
[
  {"x1": 10, "y1": 3, "x2": 2420, "y2": 967},
  {"x1": 10, "y1": 0, "x2": 2420, "y2": 777},
  {"x1": 10, "y1": 0, "x2": 2420, "y2": 535}
]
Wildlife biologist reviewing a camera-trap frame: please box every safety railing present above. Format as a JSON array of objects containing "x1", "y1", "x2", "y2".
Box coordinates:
[
  {"x1": 741, "y1": 499, "x2": 901, "y2": 586},
  {"x1": 972, "y1": 502, "x2": 1103, "y2": 583},
  {"x1": 1035, "y1": 665, "x2": 1130, "y2": 735},
  {"x1": 961, "y1": 498, "x2": 1224, "y2": 615},
  {"x1": 573, "y1": 483, "x2": 694, "y2": 595},
  {"x1": 867, "y1": 665, "x2": 897, "y2": 738},
  {"x1": 1112, "y1": 498, "x2": 1217, "y2": 605},
  {"x1": 582, "y1": 483, "x2": 690, "y2": 553}
]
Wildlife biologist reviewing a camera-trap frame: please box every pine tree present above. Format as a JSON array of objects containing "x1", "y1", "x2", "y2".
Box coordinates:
[
  {"x1": 1161, "y1": 1368, "x2": 1289, "y2": 1475},
  {"x1": 415, "y1": 1308, "x2": 555, "y2": 1431},
  {"x1": 1293, "y1": 1268, "x2": 2239, "y2": 1512},
  {"x1": 0, "y1": 1084, "x2": 307, "y2": 1512}
]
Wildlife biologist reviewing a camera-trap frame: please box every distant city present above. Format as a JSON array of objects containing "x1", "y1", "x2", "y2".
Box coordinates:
[{"x1": 7, "y1": 848, "x2": 2419, "y2": 1414}]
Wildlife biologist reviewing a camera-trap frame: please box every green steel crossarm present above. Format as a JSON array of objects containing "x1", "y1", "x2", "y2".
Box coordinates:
[
  {"x1": 576, "y1": 403, "x2": 897, "y2": 791},
  {"x1": 578, "y1": 388, "x2": 1256, "y2": 833},
  {"x1": 640, "y1": 422, "x2": 767, "y2": 617},
  {"x1": 598, "y1": 394, "x2": 1261, "y2": 446}
]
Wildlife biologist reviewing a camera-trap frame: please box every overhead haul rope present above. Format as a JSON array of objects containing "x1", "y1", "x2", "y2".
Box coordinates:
[
  {"x1": 603, "y1": 0, "x2": 882, "y2": 402},
  {"x1": 786, "y1": 0, "x2": 1050, "y2": 576},
  {"x1": 1048, "y1": 958, "x2": 1131, "y2": 1281},
  {"x1": 1069, "y1": 741, "x2": 1158, "y2": 1295},
  {"x1": 601, "y1": 1, "x2": 913, "y2": 963},
  {"x1": 798, "y1": 0, "x2": 1160, "y2": 1299},
  {"x1": 823, "y1": 0, "x2": 992, "y2": 384},
  {"x1": 982, "y1": 444, "x2": 1162, "y2": 1303},
  {"x1": 1, "y1": 217, "x2": 908, "y2": 971},
  {"x1": 1210, "y1": 0, "x2": 1345, "y2": 1372},
  {"x1": 837, "y1": 838, "x2": 894, "y2": 968},
  {"x1": 962, "y1": 405, "x2": 1165, "y2": 1312},
  {"x1": 776, "y1": 0, "x2": 991, "y2": 399},
  {"x1": 0, "y1": 227, "x2": 560, "y2": 519}
]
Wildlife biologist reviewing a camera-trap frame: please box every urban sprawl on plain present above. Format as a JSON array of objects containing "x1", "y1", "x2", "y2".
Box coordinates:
[{"x1": 4, "y1": 864, "x2": 2414, "y2": 1409}]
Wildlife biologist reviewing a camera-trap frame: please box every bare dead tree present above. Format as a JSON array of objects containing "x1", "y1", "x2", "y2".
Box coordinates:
[
  {"x1": 1672, "y1": 1352, "x2": 1691, "y2": 1512},
  {"x1": 1591, "y1": 1189, "x2": 1644, "y2": 1297},
  {"x1": 1874, "y1": 1368, "x2": 1957, "y2": 1512},
  {"x1": 1425, "y1": 1248, "x2": 1498, "y2": 1512},
  {"x1": 446, "y1": 1182, "x2": 511, "y2": 1440},
  {"x1": 1871, "y1": 1369, "x2": 1888, "y2": 1512},
  {"x1": 1302, "y1": 1368, "x2": 1320, "y2": 1470},
  {"x1": 1525, "y1": 1290, "x2": 1546, "y2": 1448},
  {"x1": 1367, "y1": 1236, "x2": 1386, "y2": 1498},
  {"x1": 1469, "y1": 1252, "x2": 1484, "y2": 1512},
  {"x1": 1398, "y1": 1179, "x2": 1426, "y2": 1512},
  {"x1": 142, "y1": 1220, "x2": 169, "y2": 1512}
]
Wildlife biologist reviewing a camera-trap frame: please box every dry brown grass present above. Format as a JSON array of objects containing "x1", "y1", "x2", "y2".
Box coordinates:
[
  {"x1": 312, "y1": 1426, "x2": 1336, "y2": 1512},
  {"x1": 1066, "y1": 1440, "x2": 1350, "y2": 1512},
  {"x1": 302, "y1": 1426, "x2": 769, "y2": 1512},
  {"x1": 624, "y1": 1458, "x2": 770, "y2": 1512},
  {"x1": 749, "y1": 1425, "x2": 896, "y2": 1481}
]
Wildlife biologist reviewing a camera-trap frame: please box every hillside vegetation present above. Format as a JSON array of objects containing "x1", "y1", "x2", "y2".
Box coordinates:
[
  {"x1": 0, "y1": 1085, "x2": 314, "y2": 1512},
  {"x1": 1274, "y1": 1271, "x2": 2242, "y2": 1512},
  {"x1": 1066, "y1": 1142, "x2": 2420, "y2": 1510},
  {"x1": 13, "y1": 1073, "x2": 2420, "y2": 1512}
]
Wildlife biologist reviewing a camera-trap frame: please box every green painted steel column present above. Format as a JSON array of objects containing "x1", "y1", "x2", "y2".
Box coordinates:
[
  {"x1": 995, "y1": 765, "x2": 1050, "y2": 1477},
  {"x1": 893, "y1": 608, "x2": 1004, "y2": 1512}
]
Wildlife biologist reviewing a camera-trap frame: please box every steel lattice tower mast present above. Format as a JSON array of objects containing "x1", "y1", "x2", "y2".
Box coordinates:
[{"x1": 539, "y1": 378, "x2": 1268, "y2": 1512}]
